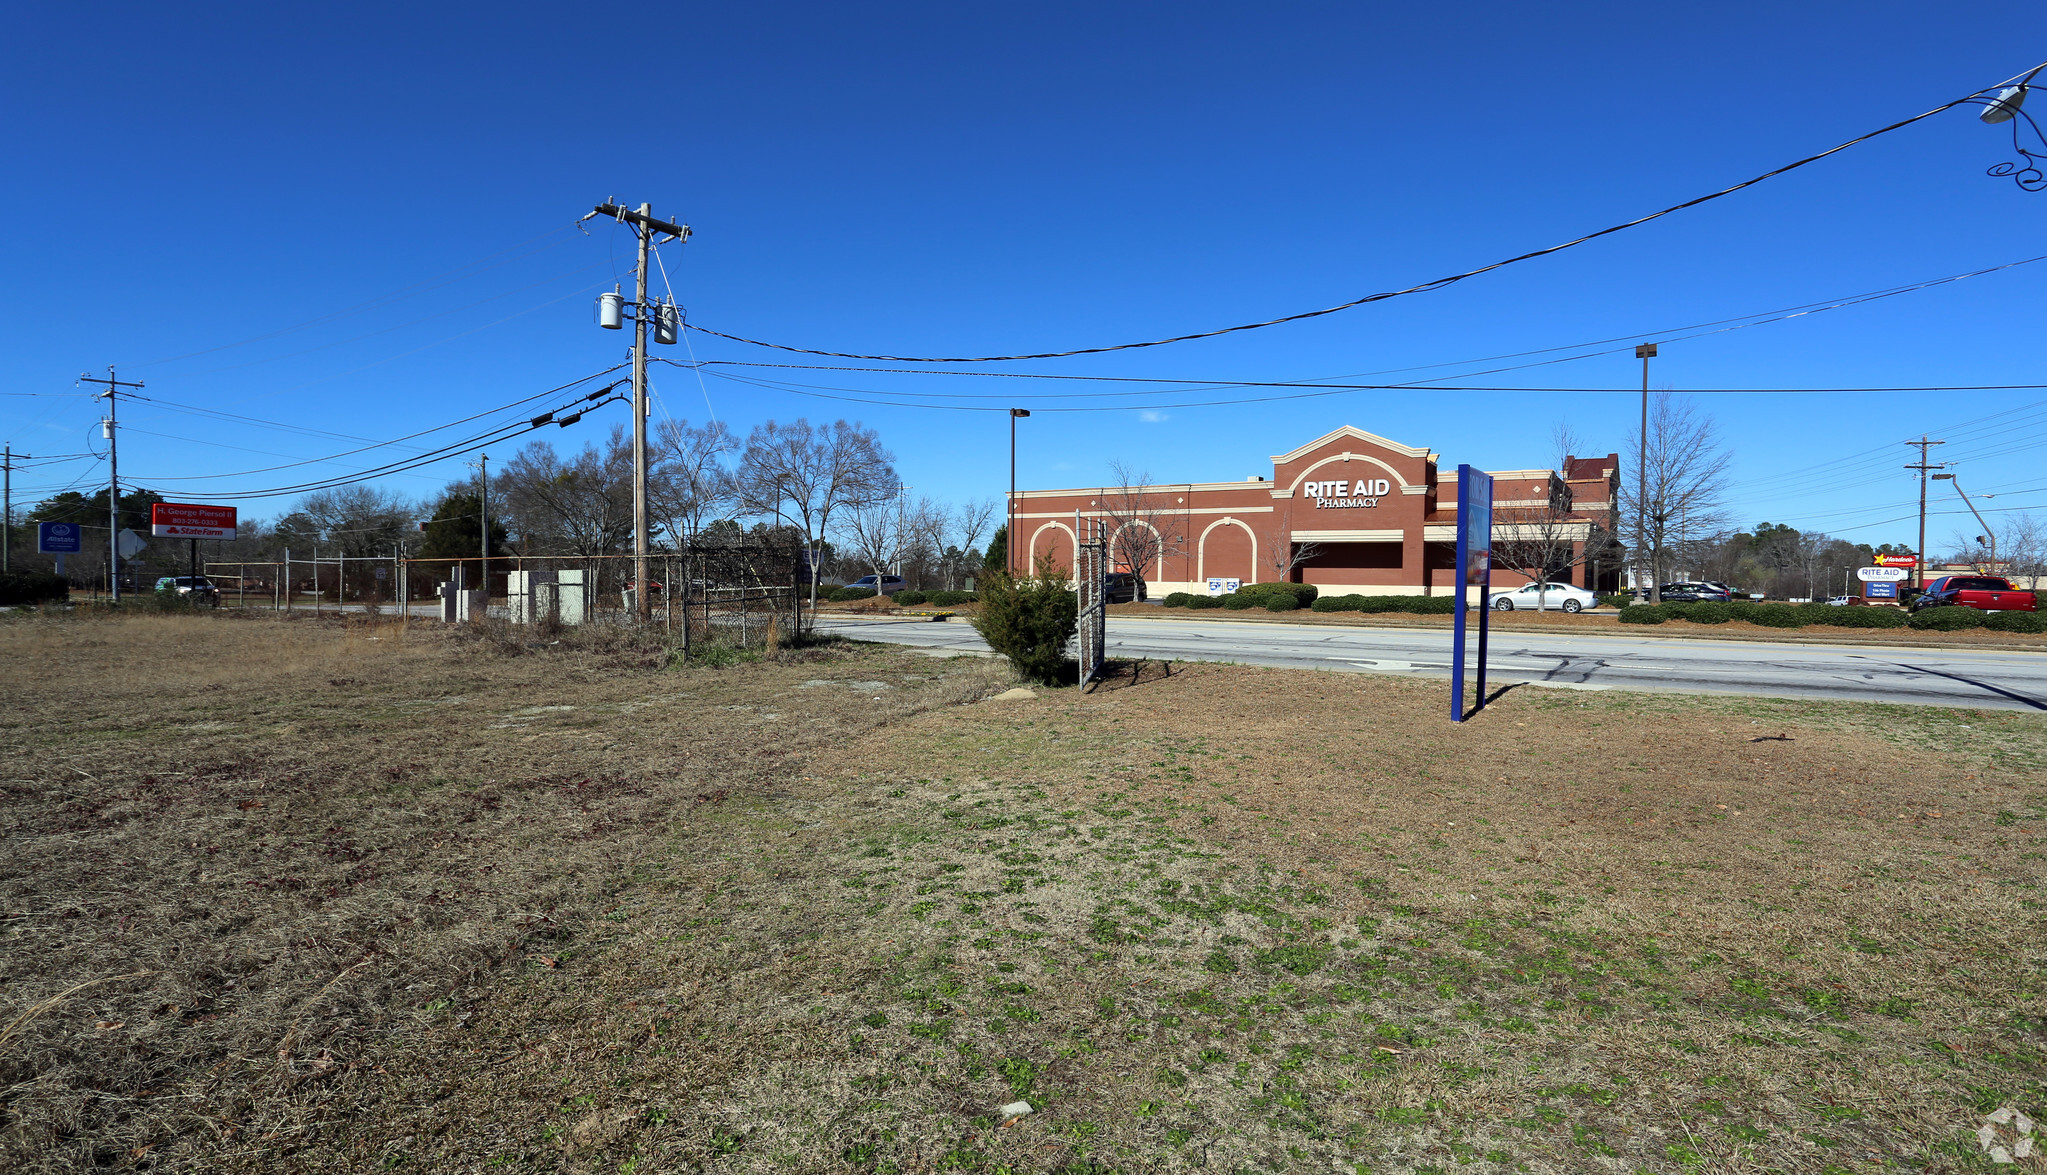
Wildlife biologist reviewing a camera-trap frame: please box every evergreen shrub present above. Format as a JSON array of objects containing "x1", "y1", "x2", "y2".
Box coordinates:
[
  {"x1": 971, "y1": 564, "x2": 1077, "y2": 685},
  {"x1": 1619, "y1": 604, "x2": 1668, "y2": 624},
  {"x1": 1909, "y1": 605, "x2": 1986, "y2": 631},
  {"x1": 1983, "y1": 610, "x2": 2046, "y2": 634},
  {"x1": 0, "y1": 572, "x2": 69, "y2": 606}
]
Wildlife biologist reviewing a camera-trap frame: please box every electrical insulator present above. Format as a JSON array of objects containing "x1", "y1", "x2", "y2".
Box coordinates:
[
  {"x1": 655, "y1": 302, "x2": 680, "y2": 345},
  {"x1": 597, "y1": 290, "x2": 624, "y2": 330}
]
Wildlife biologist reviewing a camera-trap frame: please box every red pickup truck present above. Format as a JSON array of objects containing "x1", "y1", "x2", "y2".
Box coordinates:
[{"x1": 1910, "y1": 575, "x2": 2038, "y2": 613}]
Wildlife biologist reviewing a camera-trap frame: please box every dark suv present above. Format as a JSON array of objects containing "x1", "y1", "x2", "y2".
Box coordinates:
[
  {"x1": 1655, "y1": 581, "x2": 1732, "y2": 603},
  {"x1": 1104, "y1": 572, "x2": 1148, "y2": 603}
]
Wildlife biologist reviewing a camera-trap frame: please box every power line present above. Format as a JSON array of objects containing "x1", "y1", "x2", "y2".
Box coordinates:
[{"x1": 680, "y1": 61, "x2": 2047, "y2": 364}]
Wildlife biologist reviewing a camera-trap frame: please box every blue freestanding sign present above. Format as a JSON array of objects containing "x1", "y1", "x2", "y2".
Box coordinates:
[
  {"x1": 1450, "y1": 464, "x2": 1493, "y2": 722},
  {"x1": 37, "y1": 522, "x2": 82, "y2": 554},
  {"x1": 1864, "y1": 581, "x2": 1898, "y2": 601}
]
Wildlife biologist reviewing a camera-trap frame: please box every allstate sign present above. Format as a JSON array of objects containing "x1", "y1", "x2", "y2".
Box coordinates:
[{"x1": 37, "y1": 522, "x2": 82, "y2": 554}]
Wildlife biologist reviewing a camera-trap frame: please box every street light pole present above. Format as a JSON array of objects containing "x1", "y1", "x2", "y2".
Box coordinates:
[
  {"x1": 1905, "y1": 436, "x2": 1948, "y2": 592},
  {"x1": 1008, "y1": 409, "x2": 1030, "y2": 576},
  {"x1": 1936, "y1": 473, "x2": 1997, "y2": 573},
  {"x1": 1634, "y1": 343, "x2": 1656, "y2": 601}
]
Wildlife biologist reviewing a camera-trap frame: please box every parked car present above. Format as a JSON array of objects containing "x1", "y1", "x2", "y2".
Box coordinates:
[
  {"x1": 1825, "y1": 594, "x2": 1854, "y2": 607},
  {"x1": 1656, "y1": 581, "x2": 1733, "y2": 603},
  {"x1": 1490, "y1": 581, "x2": 1599, "y2": 612},
  {"x1": 846, "y1": 574, "x2": 908, "y2": 595},
  {"x1": 1909, "y1": 575, "x2": 2037, "y2": 613},
  {"x1": 1103, "y1": 572, "x2": 1148, "y2": 604},
  {"x1": 154, "y1": 575, "x2": 220, "y2": 606}
]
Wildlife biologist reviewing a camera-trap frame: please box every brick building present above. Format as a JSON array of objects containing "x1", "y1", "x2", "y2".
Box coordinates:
[{"x1": 1007, "y1": 425, "x2": 1622, "y2": 598}]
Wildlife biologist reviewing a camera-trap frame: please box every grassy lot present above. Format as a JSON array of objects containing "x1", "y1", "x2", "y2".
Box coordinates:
[{"x1": 4, "y1": 613, "x2": 2046, "y2": 1173}]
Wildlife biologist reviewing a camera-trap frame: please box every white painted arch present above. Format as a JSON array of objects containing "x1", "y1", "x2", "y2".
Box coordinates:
[{"x1": 1197, "y1": 516, "x2": 1258, "y2": 584}]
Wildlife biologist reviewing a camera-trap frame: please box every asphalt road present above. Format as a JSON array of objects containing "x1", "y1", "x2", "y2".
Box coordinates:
[{"x1": 812, "y1": 614, "x2": 2047, "y2": 711}]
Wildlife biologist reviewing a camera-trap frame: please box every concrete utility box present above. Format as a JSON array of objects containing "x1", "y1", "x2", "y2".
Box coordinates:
[
  {"x1": 438, "y1": 580, "x2": 461, "y2": 623},
  {"x1": 507, "y1": 569, "x2": 558, "y2": 625},
  {"x1": 556, "y1": 569, "x2": 588, "y2": 625},
  {"x1": 453, "y1": 588, "x2": 487, "y2": 623}
]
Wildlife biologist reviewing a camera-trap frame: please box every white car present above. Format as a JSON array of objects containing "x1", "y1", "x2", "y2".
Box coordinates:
[{"x1": 1490, "y1": 581, "x2": 1600, "y2": 613}]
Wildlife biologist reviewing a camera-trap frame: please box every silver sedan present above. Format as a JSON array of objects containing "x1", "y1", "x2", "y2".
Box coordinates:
[{"x1": 1490, "y1": 582, "x2": 1601, "y2": 613}]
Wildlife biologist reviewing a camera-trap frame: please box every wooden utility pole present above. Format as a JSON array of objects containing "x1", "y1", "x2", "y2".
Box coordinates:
[
  {"x1": 1633, "y1": 343, "x2": 1656, "y2": 602},
  {"x1": 78, "y1": 367, "x2": 143, "y2": 602},
  {"x1": 1904, "y1": 436, "x2": 1947, "y2": 591},
  {"x1": 2, "y1": 443, "x2": 17, "y2": 573},
  {"x1": 587, "y1": 201, "x2": 690, "y2": 621}
]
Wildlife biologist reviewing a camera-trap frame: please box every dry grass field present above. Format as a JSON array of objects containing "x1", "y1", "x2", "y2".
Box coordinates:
[{"x1": 3, "y1": 612, "x2": 2045, "y2": 1174}]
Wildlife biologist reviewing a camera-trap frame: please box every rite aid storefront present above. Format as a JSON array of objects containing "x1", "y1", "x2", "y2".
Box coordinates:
[{"x1": 1009, "y1": 425, "x2": 1623, "y2": 598}]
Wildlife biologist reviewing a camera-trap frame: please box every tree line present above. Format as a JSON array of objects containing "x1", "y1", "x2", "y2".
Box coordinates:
[{"x1": 6, "y1": 417, "x2": 1004, "y2": 597}]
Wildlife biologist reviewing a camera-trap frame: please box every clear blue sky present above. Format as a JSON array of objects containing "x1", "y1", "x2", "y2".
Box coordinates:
[{"x1": 5, "y1": 3, "x2": 2045, "y2": 554}]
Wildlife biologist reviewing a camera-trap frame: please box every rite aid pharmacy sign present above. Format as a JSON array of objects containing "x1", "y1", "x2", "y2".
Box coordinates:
[
  {"x1": 1857, "y1": 566, "x2": 1911, "y2": 582},
  {"x1": 1302, "y1": 478, "x2": 1392, "y2": 509},
  {"x1": 37, "y1": 522, "x2": 82, "y2": 554}
]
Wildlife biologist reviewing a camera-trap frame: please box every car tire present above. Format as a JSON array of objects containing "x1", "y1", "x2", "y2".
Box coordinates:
[
  {"x1": 1493, "y1": 598, "x2": 1514, "y2": 612},
  {"x1": 1562, "y1": 599, "x2": 1581, "y2": 613}
]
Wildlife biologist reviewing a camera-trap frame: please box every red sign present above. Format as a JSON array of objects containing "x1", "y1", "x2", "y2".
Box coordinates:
[
  {"x1": 151, "y1": 502, "x2": 238, "y2": 540},
  {"x1": 1872, "y1": 553, "x2": 1918, "y2": 569}
]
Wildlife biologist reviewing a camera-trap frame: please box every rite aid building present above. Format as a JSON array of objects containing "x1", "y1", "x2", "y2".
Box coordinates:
[{"x1": 1009, "y1": 425, "x2": 1623, "y2": 598}]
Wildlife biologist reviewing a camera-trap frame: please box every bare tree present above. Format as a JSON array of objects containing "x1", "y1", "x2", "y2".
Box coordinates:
[
  {"x1": 946, "y1": 498, "x2": 998, "y2": 588},
  {"x1": 296, "y1": 485, "x2": 416, "y2": 558},
  {"x1": 1487, "y1": 427, "x2": 1597, "y2": 609},
  {"x1": 1095, "y1": 461, "x2": 1186, "y2": 584},
  {"x1": 739, "y1": 418, "x2": 898, "y2": 607},
  {"x1": 499, "y1": 427, "x2": 636, "y2": 557},
  {"x1": 651, "y1": 417, "x2": 738, "y2": 546},
  {"x1": 1265, "y1": 497, "x2": 1325, "y2": 585},
  {"x1": 1998, "y1": 513, "x2": 2047, "y2": 586},
  {"x1": 1620, "y1": 394, "x2": 1732, "y2": 603}
]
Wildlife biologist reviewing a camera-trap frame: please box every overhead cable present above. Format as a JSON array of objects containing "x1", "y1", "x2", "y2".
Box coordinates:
[{"x1": 681, "y1": 61, "x2": 2047, "y2": 363}]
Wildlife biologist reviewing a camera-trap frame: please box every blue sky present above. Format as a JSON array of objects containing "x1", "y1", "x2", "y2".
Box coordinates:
[{"x1": 5, "y1": 3, "x2": 2045, "y2": 554}]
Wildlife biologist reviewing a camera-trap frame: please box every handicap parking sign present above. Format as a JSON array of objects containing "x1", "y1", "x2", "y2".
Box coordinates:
[{"x1": 37, "y1": 522, "x2": 82, "y2": 554}]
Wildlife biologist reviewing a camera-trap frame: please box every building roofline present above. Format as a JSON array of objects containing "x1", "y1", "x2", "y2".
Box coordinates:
[{"x1": 1269, "y1": 425, "x2": 1433, "y2": 465}]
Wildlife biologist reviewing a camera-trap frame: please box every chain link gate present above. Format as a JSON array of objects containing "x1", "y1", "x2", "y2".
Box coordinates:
[{"x1": 1075, "y1": 517, "x2": 1108, "y2": 687}]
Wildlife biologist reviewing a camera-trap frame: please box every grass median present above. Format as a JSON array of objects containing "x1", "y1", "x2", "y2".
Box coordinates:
[{"x1": 4, "y1": 613, "x2": 2044, "y2": 1173}]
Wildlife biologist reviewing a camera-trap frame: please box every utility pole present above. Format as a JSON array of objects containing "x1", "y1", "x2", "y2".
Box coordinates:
[
  {"x1": 1904, "y1": 436, "x2": 1947, "y2": 592},
  {"x1": 587, "y1": 200, "x2": 690, "y2": 621},
  {"x1": 78, "y1": 367, "x2": 143, "y2": 603},
  {"x1": 475, "y1": 452, "x2": 489, "y2": 601},
  {"x1": 2, "y1": 443, "x2": 18, "y2": 574}
]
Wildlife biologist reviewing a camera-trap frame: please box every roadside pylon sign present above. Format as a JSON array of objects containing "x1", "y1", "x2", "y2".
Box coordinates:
[{"x1": 150, "y1": 502, "x2": 237, "y2": 540}]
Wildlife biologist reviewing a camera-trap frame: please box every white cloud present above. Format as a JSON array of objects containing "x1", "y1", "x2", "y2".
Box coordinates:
[{"x1": 1138, "y1": 410, "x2": 1169, "y2": 423}]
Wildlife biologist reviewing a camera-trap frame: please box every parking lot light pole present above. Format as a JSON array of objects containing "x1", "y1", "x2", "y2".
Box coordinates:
[
  {"x1": 1009, "y1": 409, "x2": 1030, "y2": 576},
  {"x1": 1634, "y1": 343, "x2": 1656, "y2": 601}
]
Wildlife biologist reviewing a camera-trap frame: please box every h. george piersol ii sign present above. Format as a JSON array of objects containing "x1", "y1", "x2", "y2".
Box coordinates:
[{"x1": 150, "y1": 502, "x2": 238, "y2": 540}]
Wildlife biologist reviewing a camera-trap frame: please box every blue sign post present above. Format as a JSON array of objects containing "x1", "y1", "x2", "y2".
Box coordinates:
[
  {"x1": 37, "y1": 522, "x2": 82, "y2": 555},
  {"x1": 1451, "y1": 464, "x2": 1493, "y2": 723}
]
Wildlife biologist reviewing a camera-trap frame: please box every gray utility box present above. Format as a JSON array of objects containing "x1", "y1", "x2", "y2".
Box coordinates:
[{"x1": 507, "y1": 569, "x2": 587, "y2": 626}]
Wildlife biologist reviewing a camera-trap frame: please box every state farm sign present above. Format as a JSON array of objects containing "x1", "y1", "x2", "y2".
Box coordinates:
[
  {"x1": 150, "y1": 502, "x2": 238, "y2": 540},
  {"x1": 1302, "y1": 477, "x2": 1391, "y2": 509}
]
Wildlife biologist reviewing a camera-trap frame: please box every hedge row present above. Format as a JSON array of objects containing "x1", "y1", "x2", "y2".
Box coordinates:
[
  {"x1": 826, "y1": 586, "x2": 878, "y2": 601},
  {"x1": 1311, "y1": 594, "x2": 1460, "y2": 615},
  {"x1": 1613, "y1": 599, "x2": 2042, "y2": 633},
  {"x1": 891, "y1": 589, "x2": 977, "y2": 606},
  {"x1": 1162, "y1": 583, "x2": 1319, "y2": 612},
  {"x1": 0, "y1": 571, "x2": 69, "y2": 607}
]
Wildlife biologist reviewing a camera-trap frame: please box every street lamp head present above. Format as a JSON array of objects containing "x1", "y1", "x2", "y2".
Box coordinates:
[
  {"x1": 1634, "y1": 343, "x2": 1658, "y2": 359},
  {"x1": 1933, "y1": 473, "x2": 1954, "y2": 480},
  {"x1": 1011, "y1": 408, "x2": 1031, "y2": 418},
  {"x1": 1981, "y1": 84, "x2": 2029, "y2": 124}
]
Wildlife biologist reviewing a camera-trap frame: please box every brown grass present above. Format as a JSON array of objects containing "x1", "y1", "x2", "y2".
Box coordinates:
[{"x1": 6, "y1": 612, "x2": 2045, "y2": 1173}]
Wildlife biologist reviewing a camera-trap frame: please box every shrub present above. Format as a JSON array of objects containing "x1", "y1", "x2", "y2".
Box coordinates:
[
  {"x1": 1684, "y1": 602, "x2": 1733, "y2": 624},
  {"x1": 1221, "y1": 593, "x2": 1256, "y2": 610},
  {"x1": 1984, "y1": 610, "x2": 2047, "y2": 634},
  {"x1": 892, "y1": 590, "x2": 928, "y2": 606},
  {"x1": 1597, "y1": 593, "x2": 1632, "y2": 610},
  {"x1": 1910, "y1": 605, "x2": 1986, "y2": 632},
  {"x1": 1619, "y1": 604, "x2": 1668, "y2": 625},
  {"x1": 1311, "y1": 594, "x2": 1368, "y2": 612},
  {"x1": 0, "y1": 571, "x2": 69, "y2": 607},
  {"x1": 1384, "y1": 595, "x2": 1458, "y2": 614},
  {"x1": 930, "y1": 590, "x2": 978, "y2": 606},
  {"x1": 972, "y1": 565, "x2": 1078, "y2": 685},
  {"x1": 1263, "y1": 595, "x2": 1299, "y2": 612},
  {"x1": 1746, "y1": 604, "x2": 1811, "y2": 628},
  {"x1": 829, "y1": 586, "x2": 877, "y2": 602},
  {"x1": 1162, "y1": 592, "x2": 1194, "y2": 608},
  {"x1": 1183, "y1": 595, "x2": 1222, "y2": 609},
  {"x1": 1842, "y1": 606, "x2": 1908, "y2": 628}
]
